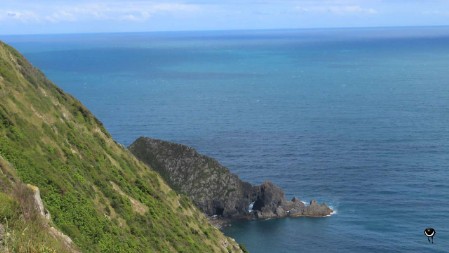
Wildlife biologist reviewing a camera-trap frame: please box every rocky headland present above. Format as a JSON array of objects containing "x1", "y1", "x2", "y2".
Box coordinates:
[{"x1": 129, "y1": 137, "x2": 332, "y2": 220}]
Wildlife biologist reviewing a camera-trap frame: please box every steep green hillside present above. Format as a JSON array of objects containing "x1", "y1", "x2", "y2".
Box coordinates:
[
  {"x1": 0, "y1": 41, "x2": 243, "y2": 252},
  {"x1": 0, "y1": 154, "x2": 79, "y2": 252}
]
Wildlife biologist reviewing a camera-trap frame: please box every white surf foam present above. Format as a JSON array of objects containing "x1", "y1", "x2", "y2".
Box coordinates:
[{"x1": 327, "y1": 206, "x2": 337, "y2": 216}]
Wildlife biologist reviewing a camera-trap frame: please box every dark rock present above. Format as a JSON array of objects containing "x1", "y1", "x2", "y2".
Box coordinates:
[
  {"x1": 275, "y1": 206, "x2": 286, "y2": 217},
  {"x1": 302, "y1": 200, "x2": 333, "y2": 217},
  {"x1": 251, "y1": 181, "x2": 287, "y2": 219},
  {"x1": 129, "y1": 137, "x2": 253, "y2": 217},
  {"x1": 252, "y1": 182, "x2": 285, "y2": 212},
  {"x1": 129, "y1": 137, "x2": 333, "y2": 219}
]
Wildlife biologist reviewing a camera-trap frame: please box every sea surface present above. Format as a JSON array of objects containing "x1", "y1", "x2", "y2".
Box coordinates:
[{"x1": 3, "y1": 27, "x2": 449, "y2": 252}]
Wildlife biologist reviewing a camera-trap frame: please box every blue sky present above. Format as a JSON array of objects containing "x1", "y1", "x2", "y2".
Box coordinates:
[{"x1": 1, "y1": 0, "x2": 449, "y2": 34}]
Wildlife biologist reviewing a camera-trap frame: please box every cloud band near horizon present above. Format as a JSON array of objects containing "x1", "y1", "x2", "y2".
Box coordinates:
[{"x1": 1, "y1": 0, "x2": 449, "y2": 34}]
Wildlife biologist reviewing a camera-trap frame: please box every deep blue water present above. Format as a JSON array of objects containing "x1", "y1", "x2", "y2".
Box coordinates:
[{"x1": 3, "y1": 27, "x2": 449, "y2": 252}]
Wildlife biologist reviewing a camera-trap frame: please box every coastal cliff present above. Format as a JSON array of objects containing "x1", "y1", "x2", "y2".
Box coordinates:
[
  {"x1": 0, "y1": 41, "x2": 243, "y2": 252},
  {"x1": 129, "y1": 137, "x2": 332, "y2": 220}
]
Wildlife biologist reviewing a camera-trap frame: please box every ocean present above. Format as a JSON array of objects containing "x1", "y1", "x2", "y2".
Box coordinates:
[{"x1": 3, "y1": 26, "x2": 449, "y2": 252}]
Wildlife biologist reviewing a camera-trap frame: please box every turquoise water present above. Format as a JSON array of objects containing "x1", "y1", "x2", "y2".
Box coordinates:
[{"x1": 3, "y1": 27, "x2": 449, "y2": 252}]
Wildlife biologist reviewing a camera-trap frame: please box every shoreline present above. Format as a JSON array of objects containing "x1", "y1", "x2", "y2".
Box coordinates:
[{"x1": 208, "y1": 207, "x2": 337, "y2": 230}]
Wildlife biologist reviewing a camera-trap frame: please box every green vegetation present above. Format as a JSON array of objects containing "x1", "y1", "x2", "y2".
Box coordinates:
[
  {"x1": 0, "y1": 156, "x2": 75, "y2": 253},
  {"x1": 0, "y1": 41, "x2": 242, "y2": 252}
]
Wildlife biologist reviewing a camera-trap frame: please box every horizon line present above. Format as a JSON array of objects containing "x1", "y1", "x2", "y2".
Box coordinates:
[{"x1": 2, "y1": 24, "x2": 449, "y2": 37}]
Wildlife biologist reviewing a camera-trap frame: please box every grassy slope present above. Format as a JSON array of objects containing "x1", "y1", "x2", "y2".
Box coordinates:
[
  {"x1": 0, "y1": 155, "x2": 78, "y2": 252},
  {"x1": 0, "y1": 41, "x2": 242, "y2": 252}
]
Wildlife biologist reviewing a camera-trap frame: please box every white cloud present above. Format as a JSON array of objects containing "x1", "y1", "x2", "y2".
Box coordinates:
[
  {"x1": 0, "y1": 10, "x2": 40, "y2": 22},
  {"x1": 45, "y1": 10, "x2": 78, "y2": 22},
  {"x1": 115, "y1": 3, "x2": 200, "y2": 21},
  {"x1": 422, "y1": 10, "x2": 449, "y2": 16},
  {"x1": 0, "y1": 2, "x2": 201, "y2": 23},
  {"x1": 296, "y1": 4, "x2": 378, "y2": 15}
]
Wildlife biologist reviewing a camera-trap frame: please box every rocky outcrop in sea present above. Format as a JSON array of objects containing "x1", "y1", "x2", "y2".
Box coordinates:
[
  {"x1": 129, "y1": 137, "x2": 332, "y2": 220},
  {"x1": 251, "y1": 182, "x2": 332, "y2": 218}
]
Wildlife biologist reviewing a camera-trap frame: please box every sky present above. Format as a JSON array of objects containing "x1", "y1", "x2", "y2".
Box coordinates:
[{"x1": 1, "y1": 0, "x2": 449, "y2": 34}]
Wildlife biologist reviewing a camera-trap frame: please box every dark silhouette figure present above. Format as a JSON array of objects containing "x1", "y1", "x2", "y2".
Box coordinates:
[{"x1": 424, "y1": 228, "x2": 436, "y2": 243}]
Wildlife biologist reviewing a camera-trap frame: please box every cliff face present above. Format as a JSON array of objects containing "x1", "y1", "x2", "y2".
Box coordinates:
[
  {"x1": 129, "y1": 137, "x2": 332, "y2": 220},
  {"x1": 129, "y1": 137, "x2": 254, "y2": 217},
  {"x1": 0, "y1": 41, "x2": 242, "y2": 252}
]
